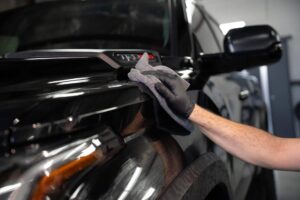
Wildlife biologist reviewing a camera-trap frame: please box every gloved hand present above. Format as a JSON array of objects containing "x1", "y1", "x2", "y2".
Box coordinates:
[{"x1": 143, "y1": 70, "x2": 195, "y2": 118}]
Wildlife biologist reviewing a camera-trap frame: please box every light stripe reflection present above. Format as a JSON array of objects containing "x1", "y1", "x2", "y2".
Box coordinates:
[{"x1": 118, "y1": 167, "x2": 142, "y2": 200}]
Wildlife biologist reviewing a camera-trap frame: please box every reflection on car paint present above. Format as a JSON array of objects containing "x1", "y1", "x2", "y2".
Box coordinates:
[{"x1": 1, "y1": 129, "x2": 123, "y2": 199}]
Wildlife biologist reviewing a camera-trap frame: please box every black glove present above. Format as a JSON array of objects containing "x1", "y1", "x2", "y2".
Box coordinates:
[{"x1": 143, "y1": 71, "x2": 195, "y2": 118}]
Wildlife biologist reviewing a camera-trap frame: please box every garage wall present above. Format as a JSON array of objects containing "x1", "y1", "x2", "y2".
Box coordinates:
[{"x1": 199, "y1": 0, "x2": 300, "y2": 136}]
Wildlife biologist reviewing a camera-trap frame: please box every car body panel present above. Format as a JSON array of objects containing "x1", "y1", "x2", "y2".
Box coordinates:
[{"x1": 0, "y1": 1, "x2": 270, "y2": 200}]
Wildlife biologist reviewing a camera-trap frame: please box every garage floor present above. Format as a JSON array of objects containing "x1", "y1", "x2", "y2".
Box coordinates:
[{"x1": 275, "y1": 171, "x2": 300, "y2": 199}]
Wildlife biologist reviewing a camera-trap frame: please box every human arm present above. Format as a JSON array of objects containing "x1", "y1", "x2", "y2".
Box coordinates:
[
  {"x1": 189, "y1": 104, "x2": 300, "y2": 171},
  {"x1": 153, "y1": 71, "x2": 300, "y2": 171}
]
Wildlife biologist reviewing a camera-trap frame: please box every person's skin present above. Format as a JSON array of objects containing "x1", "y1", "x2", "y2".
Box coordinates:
[
  {"x1": 189, "y1": 104, "x2": 300, "y2": 171},
  {"x1": 148, "y1": 70, "x2": 300, "y2": 171}
]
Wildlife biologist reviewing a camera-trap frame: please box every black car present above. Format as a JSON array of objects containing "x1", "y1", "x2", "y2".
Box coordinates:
[{"x1": 0, "y1": 0, "x2": 281, "y2": 200}]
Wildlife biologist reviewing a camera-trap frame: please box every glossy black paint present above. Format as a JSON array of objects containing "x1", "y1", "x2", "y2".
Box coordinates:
[
  {"x1": 0, "y1": 0, "x2": 194, "y2": 57},
  {"x1": 199, "y1": 25, "x2": 282, "y2": 77},
  {"x1": 0, "y1": 1, "x2": 281, "y2": 200},
  {"x1": 0, "y1": 57, "x2": 146, "y2": 149},
  {"x1": 200, "y1": 46, "x2": 281, "y2": 76},
  {"x1": 224, "y1": 25, "x2": 281, "y2": 53}
]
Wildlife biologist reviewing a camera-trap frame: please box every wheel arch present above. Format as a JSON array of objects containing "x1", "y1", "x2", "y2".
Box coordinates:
[{"x1": 159, "y1": 152, "x2": 233, "y2": 200}]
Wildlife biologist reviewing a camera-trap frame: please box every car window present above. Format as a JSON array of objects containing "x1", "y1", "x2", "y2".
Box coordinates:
[{"x1": 0, "y1": 0, "x2": 171, "y2": 55}]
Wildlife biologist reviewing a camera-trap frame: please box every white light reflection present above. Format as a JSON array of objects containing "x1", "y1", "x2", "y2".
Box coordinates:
[
  {"x1": 57, "y1": 79, "x2": 89, "y2": 85},
  {"x1": 178, "y1": 69, "x2": 193, "y2": 79},
  {"x1": 48, "y1": 77, "x2": 89, "y2": 84},
  {"x1": 13, "y1": 118, "x2": 20, "y2": 125},
  {"x1": 185, "y1": 0, "x2": 195, "y2": 23},
  {"x1": 26, "y1": 57, "x2": 80, "y2": 61},
  {"x1": 42, "y1": 150, "x2": 49, "y2": 157},
  {"x1": 107, "y1": 84, "x2": 123, "y2": 88},
  {"x1": 43, "y1": 160, "x2": 54, "y2": 170},
  {"x1": 42, "y1": 135, "x2": 99, "y2": 158},
  {"x1": 44, "y1": 170, "x2": 50, "y2": 177},
  {"x1": 64, "y1": 143, "x2": 87, "y2": 160},
  {"x1": 43, "y1": 160, "x2": 54, "y2": 176},
  {"x1": 70, "y1": 183, "x2": 85, "y2": 199},
  {"x1": 92, "y1": 139, "x2": 101, "y2": 147},
  {"x1": 219, "y1": 21, "x2": 246, "y2": 35},
  {"x1": 50, "y1": 92, "x2": 85, "y2": 99},
  {"x1": 77, "y1": 145, "x2": 96, "y2": 158},
  {"x1": 42, "y1": 144, "x2": 80, "y2": 158},
  {"x1": 141, "y1": 187, "x2": 156, "y2": 200},
  {"x1": 0, "y1": 183, "x2": 22, "y2": 195},
  {"x1": 118, "y1": 167, "x2": 142, "y2": 200}
]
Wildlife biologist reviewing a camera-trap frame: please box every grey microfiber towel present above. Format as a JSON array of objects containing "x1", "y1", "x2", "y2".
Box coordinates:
[{"x1": 128, "y1": 53, "x2": 194, "y2": 132}]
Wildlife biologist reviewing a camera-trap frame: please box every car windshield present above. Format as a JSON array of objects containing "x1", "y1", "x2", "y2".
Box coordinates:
[{"x1": 0, "y1": 0, "x2": 170, "y2": 55}]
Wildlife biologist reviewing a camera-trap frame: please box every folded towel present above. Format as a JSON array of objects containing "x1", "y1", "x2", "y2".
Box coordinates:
[{"x1": 128, "y1": 53, "x2": 194, "y2": 133}]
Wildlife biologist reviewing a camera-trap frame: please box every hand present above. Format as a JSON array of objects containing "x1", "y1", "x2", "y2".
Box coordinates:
[{"x1": 145, "y1": 71, "x2": 195, "y2": 118}]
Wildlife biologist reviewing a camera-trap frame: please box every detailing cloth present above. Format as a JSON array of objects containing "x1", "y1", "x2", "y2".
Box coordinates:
[{"x1": 128, "y1": 53, "x2": 193, "y2": 132}]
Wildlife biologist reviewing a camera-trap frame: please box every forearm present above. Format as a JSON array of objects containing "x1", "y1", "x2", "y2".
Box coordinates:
[
  {"x1": 189, "y1": 104, "x2": 286, "y2": 169},
  {"x1": 149, "y1": 70, "x2": 300, "y2": 170}
]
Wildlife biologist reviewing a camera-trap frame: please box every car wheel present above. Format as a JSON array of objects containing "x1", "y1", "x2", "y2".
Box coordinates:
[
  {"x1": 246, "y1": 168, "x2": 277, "y2": 200},
  {"x1": 160, "y1": 153, "x2": 232, "y2": 200}
]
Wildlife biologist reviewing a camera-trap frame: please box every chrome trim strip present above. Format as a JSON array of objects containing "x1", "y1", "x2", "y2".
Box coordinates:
[{"x1": 98, "y1": 53, "x2": 120, "y2": 69}]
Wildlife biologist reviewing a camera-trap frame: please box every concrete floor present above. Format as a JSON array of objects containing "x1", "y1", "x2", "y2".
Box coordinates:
[{"x1": 274, "y1": 171, "x2": 300, "y2": 200}]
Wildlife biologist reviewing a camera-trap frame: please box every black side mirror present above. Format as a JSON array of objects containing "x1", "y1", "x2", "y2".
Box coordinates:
[
  {"x1": 224, "y1": 25, "x2": 281, "y2": 53},
  {"x1": 200, "y1": 25, "x2": 282, "y2": 76}
]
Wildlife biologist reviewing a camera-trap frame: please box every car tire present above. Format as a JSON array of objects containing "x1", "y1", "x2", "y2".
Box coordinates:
[
  {"x1": 160, "y1": 153, "x2": 232, "y2": 200},
  {"x1": 246, "y1": 168, "x2": 277, "y2": 200}
]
